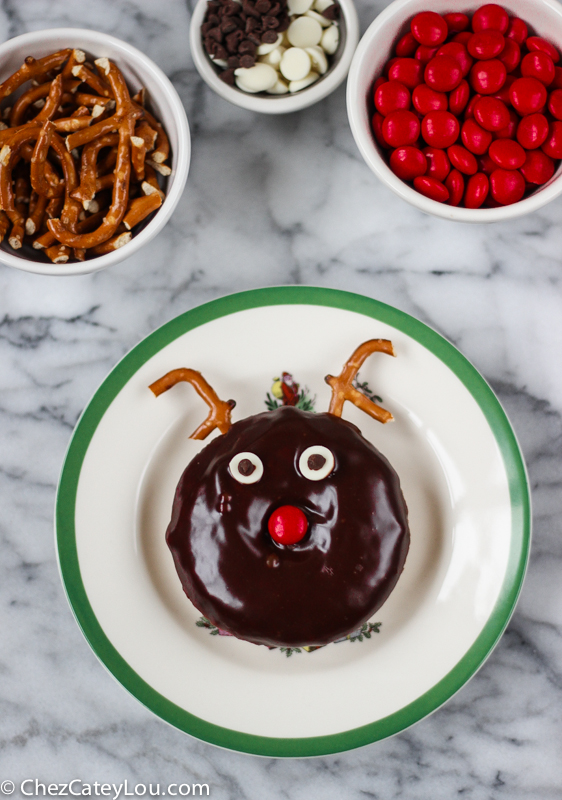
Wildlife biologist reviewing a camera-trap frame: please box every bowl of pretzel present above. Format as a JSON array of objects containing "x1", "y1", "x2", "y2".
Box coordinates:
[{"x1": 0, "y1": 28, "x2": 190, "y2": 275}]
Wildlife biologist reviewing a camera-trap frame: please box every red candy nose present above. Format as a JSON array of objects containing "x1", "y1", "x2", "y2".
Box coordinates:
[{"x1": 268, "y1": 505, "x2": 308, "y2": 545}]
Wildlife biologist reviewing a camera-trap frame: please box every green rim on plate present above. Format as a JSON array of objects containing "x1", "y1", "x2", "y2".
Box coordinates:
[{"x1": 55, "y1": 286, "x2": 531, "y2": 757}]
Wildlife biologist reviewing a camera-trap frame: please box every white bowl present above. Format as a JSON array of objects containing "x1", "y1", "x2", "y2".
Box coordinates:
[
  {"x1": 0, "y1": 28, "x2": 190, "y2": 275},
  {"x1": 347, "y1": 0, "x2": 562, "y2": 222},
  {"x1": 190, "y1": 0, "x2": 359, "y2": 114}
]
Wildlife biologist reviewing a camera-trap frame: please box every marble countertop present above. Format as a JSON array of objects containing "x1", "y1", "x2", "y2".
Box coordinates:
[{"x1": 1, "y1": 0, "x2": 561, "y2": 796}]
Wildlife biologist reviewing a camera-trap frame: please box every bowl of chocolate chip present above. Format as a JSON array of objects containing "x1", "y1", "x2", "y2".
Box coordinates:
[{"x1": 190, "y1": 0, "x2": 359, "y2": 113}]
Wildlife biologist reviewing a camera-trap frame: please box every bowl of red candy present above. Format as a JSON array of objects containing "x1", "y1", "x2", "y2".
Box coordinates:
[{"x1": 347, "y1": 0, "x2": 562, "y2": 221}]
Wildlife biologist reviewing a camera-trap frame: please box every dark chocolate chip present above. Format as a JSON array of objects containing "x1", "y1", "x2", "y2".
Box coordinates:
[
  {"x1": 224, "y1": 0, "x2": 242, "y2": 14},
  {"x1": 208, "y1": 26, "x2": 223, "y2": 42},
  {"x1": 207, "y1": 13, "x2": 220, "y2": 25},
  {"x1": 238, "y1": 458, "x2": 256, "y2": 476},
  {"x1": 220, "y1": 17, "x2": 237, "y2": 33},
  {"x1": 263, "y1": 15, "x2": 279, "y2": 28},
  {"x1": 245, "y1": 16, "x2": 257, "y2": 32},
  {"x1": 307, "y1": 454, "x2": 327, "y2": 471},
  {"x1": 269, "y1": 2, "x2": 281, "y2": 14},
  {"x1": 239, "y1": 54, "x2": 256, "y2": 68},
  {"x1": 261, "y1": 29, "x2": 278, "y2": 43},
  {"x1": 276, "y1": 14, "x2": 289, "y2": 31},
  {"x1": 214, "y1": 43, "x2": 228, "y2": 59},
  {"x1": 219, "y1": 68, "x2": 236, "y2": 85},
  {"x1": 238, "y1": 38, "x2": 257, "y2": 55},
  {"x1": 243, "y1": 0, "x2": 260, "y2": 17},
  {"x1": 322, "y1": 3, "x2": 340, "y2": 19},
  {"x1": 227, "y1": 55, "x2": 240, "y2": 68},
  {"x1": 255, "y1": 0, "x2": 271, "y2": 12},
  {"x1": 226, "y1": 30, "x2": 244, "y2": 52}
]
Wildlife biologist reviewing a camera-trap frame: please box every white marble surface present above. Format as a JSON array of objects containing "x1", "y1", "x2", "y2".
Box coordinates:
[{"x1": 1, "y1": 0, "x2": 561, "y2": 795}]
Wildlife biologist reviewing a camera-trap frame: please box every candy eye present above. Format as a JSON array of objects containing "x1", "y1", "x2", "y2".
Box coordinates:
[
  {"x1": 229, "y1": 452, "x2": 264, "y2": 484},
  {"x1": 299, "y1": 446, "x2": 335, "y2": 481}
]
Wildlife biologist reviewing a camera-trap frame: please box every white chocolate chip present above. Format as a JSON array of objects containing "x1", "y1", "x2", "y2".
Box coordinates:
[
  {"x1": 259, "y1": 46, "x2": 286, "y2": 67},
  {"x1": 280, "y1": 47, "x2": 312, "y2": 81},
  {"x1": 321, "y1": 23, "x2": 339, "y2": 54},
  {"x1": 305, "y1": 9, "x2": 331, "y2": 27},
  {"x1": 288, "y1": 0, "x2": 313, "y2": 13},
  {"x1": 256, "y1": 33, "x2": 283, "y2": 55},
  {"x1": 314, "y1": 0, "x2": 334, "y2": 10},
  {"x1": 287, "y1": 16, "x2": 323, "y2": 47},
  {"x1": 234, "y1": 63, "x2": 278, "y2": 93},
  {"x1": 266, "y1": 77, "x2": 289, "y2": 94},
  {"x1": 211, "y1": 56, "x2": 228, "y2": 68},
  {"x1": 289, "y1": 70, "x2": 319, "y2": 92},
  {"x1": 305, "y1": 45, "x2": 328, "y2": 73}
]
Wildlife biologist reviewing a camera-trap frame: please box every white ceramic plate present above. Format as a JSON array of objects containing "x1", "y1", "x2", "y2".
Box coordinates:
[{"x1": 56, "y1": 287, "x2": 530, "y2": 756}]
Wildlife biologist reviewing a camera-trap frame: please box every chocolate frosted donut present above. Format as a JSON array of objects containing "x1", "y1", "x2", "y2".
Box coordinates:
[{"x1": 166, "y1": 406, "x2": 410, "y2": 648}]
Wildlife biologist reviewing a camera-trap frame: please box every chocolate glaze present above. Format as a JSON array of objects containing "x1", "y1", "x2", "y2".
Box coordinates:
[{"x1": 166, "y1": 406, "x2": 410, "y2": 647}]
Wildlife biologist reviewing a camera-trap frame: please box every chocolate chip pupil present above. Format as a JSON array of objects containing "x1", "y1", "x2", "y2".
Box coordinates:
[
  {"x1": 238, "y1": 458, "x2": 256, "y2": 476},
  {"x1": 307, "y1": 454, "x2": 326, "y2": 471}
]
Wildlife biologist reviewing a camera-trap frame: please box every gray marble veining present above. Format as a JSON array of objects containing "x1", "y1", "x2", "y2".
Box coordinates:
[{"x1": 1, "y1": 0, "x2": 561, "y2": 796}]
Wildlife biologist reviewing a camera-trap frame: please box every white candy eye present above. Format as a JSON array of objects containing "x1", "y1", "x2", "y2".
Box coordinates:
[
  {"x1": 299, "y1": 445, "x2": 335, "y2": 481},
  {"x1": 229, "y1": 452, "x2": 264, "y2": 484}
]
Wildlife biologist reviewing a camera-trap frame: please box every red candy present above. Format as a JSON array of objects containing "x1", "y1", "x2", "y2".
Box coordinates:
[
  {"x1": 548, "y1": 88, "x2": 562, "y2": 120},
  {"x1": 388, "y1": 58, "x2": 424, "y2": 89},
  {"x1": 449, "y1": 79, "x2": 470, "y2": 114},
  {"x1": 521, "y1": 52, "x2": 555, "y2": 86},
  {"x1": 396, "y1": 32, "x2": 418, "y2": 57},
  {"x1": 520, "y1": 150, "x2": 555, "y2": 183},
  {"x1": 506, "y1": 17, "x2": 527, "y2": 45},
  {"x1": 509, "y1": 77, "x2": 547, "y2": 115},
  {"x1": 447, "y1": 144, "x2": 478, "y2": 174},
  {"x1": 390, "y1": 146, "x2": 428, "y2": 179},
  {"x1": 444, "y1": 13, "x2": 470, "y2": 34},
  {"x1": 490, "y1": 168, "x2": 525, "y2": 204},
  {"x1": 462, "y1": 118, "x2": 493, "y2": 154},
  {"x1": 467, "y1": 30, "x2": 505, "y2": 59},
  {"x1": 470, "y1": 59, "x2": 506, "y2": 94},
  {"x1": 411, "y1": 11, "x2": 448, "y2": 46},
  {"x1": 488, "y1": 138, "x2": 526, "y2": 169},
  {"x1": 471, "y1": 4, "x2": 509, "y2": 34},
  {"x1": 526, "y1": 36, "x2": 560, "y2": 64},
  {"x1": 423, "y1": 146, "x2": 450, "y2": 180},
  {"x1": 473, "y1": 96, "x2": 510, "y2": 130},
  {"x1": 422, "y1": 110, "x2": 460, "y2": 147},
  {"x1": 517, "y1": 113, "x2": 549, "y2": 149},
  {"x1": 464, "y1": 172, "x2": 489, "y2": 207},
  {"x1": 382, "y1": 109, "x2": 420, "y2": 146},
  {"x1": 445, "y1": 168, "x2": 465, "y2": 204},
  {"x1": 370, "y1": 4, "x2": 562, "y2": 208},
  {"x1": 542, "y1": 120, "x2": 562, "y2": 158},
  {"x1": 375, "y1": 81, "x2": 411, "y2": 115},
  {"x1": 413, "y1": 83, "x2": 448, "y2": 113},
  {"x1": 425, "y1": 55, "x2": 462, "y2": 91},
  {"x1": 437, "y1": 42, "x2": 473, "y2": 76},
  {"x1": 413, "y1": 175, "x2": 449, "y2": 201},
  {"x1": 268, "y1": 505, "x2": 308, "y2": 545}
]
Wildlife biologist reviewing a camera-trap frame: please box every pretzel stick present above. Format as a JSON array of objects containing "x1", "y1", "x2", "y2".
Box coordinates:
[
  {"x1": 141, "y1": 163, "x2": 165, "y2": 200},
  {"x1": 71, "y1": 64, "x2": 112, "y2": 97},
  {"x1": 89, "y1": 230, "x2": 131, "y2": 256},
  {"x1": 71, "y1": 132, "x2": 118, "y2": 206},
  {"x1": 0, "y1": 210, "x2": 9, "y2": 241},
  {"x1": 45, "y1": 243, "x2": 71, "y2": 263},
  {"x1": 7, "y1": 207, "x2": 25, "y2": 249},
  {"x1": 75, "y1": 93, "x2": 116, "y2": 110},
  {"x1": 25, "y1": 192, "x2": 48, "y2": 235},
  {"x1": 33, "y1": 74, "x2": 64, "y2": 123},
  {"x1": 61, "y1": 49, "x2": 86, "y2": 79},
  {"x1": 123, "y1": 193, "x2": 161, "y2": 229},
  {"x1": 138, "y1": 107, "x2": 169, "y2": 165},
  {"x1": 0, "y1": 125, "x2": 44, "y2": 209},
  {"x1": 30, "y1": 121, "x2": 58, "y2": 198},
  {"x1": 46, "y1": 195, "x2": 64, "y2": 219},
  {"x1": 135, "y1": 120, "x2": 157, "y2": 151},
  {"x1": 325, "y1": 340, "x2": 395, "y2": 423},
  {"x1": 0, "y1": 50, "x2": 72, "y2": 102},
  {"x1": 130, "y1": 135, "x2": 146, "y2": 180},
  {"x1": 48, "y1": 114, "x2": 135, "y2": 247},
  {"x1": 53, "y1": 116, "x2": 93, "y2": 132},
  {"x1": 149, "y1": 369, "x2": 236, "y2": 440}
]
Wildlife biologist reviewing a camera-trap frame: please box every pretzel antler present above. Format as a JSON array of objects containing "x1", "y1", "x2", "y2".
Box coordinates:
[
  {"x1": 325, "y1": 339, "x2": 395, "y2": 423},
  {"x1": 149, "y1": 369, "x2": 236, "y2": 440}
]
